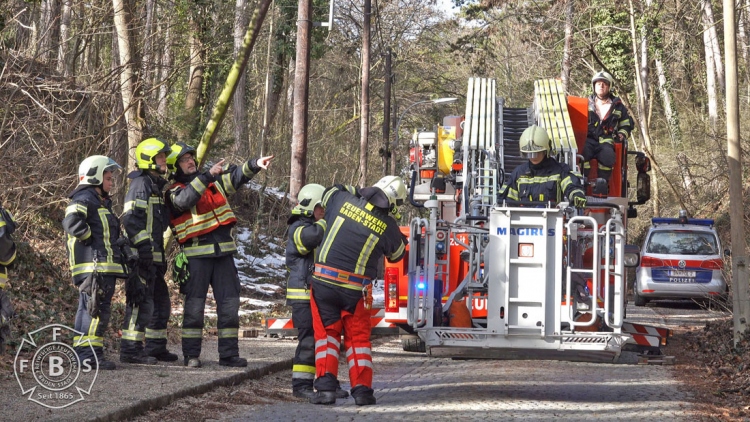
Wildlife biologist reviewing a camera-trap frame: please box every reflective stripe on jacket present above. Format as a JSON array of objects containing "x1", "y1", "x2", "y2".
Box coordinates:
[
  {"x1": 498, "y1": 157, "x2": 585, "y2": 203},
  {"x1": 587, "y1": 94, "x2": 632, "y2": 145},
  {"x1": 313, "y1": 186, "x2": 406, "y2": 291},
  {"x1": 285, "y1": 214, "x2": 326, "y2": 303},
  {"x1": 62, "y1": 186, "x2": 125, "y2": 284},
  {"x1": 123, "y1": 171, "x2": 169, "y2": 263},
  {"x1": 166, "y1": 159, "x2": 260, "y2": 258}
]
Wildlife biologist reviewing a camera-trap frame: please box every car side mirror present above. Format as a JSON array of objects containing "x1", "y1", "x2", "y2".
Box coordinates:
[
  {"x1": 627, "y1": 206, "x2": 638, "y2": 219},
  {"x1": 636, "y1": 172, "x2": 650, "y2": 204}
]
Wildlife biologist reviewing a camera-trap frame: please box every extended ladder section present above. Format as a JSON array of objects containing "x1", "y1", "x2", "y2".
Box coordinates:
[
  {"x1": 533, "y1": 79, "x2": 578, "y2": 169},
  {"x1": 461, "y1": 77, "x2": 498, "y2": 216},
  {"x1": 499, "y1": 105, "x2": 531, "y2": 175}
]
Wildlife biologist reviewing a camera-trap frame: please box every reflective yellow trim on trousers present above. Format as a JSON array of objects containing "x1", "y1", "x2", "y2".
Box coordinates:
[
  {"x1": 292, "y1": 364, "x2": 316, "y2": 376},
  {"x1": 145, "y1": 328, "x2": 167, "y2": 339},
  {"x1": 122, "y1": 306, "x2": 144, "y2": 341},
  {"x1": 182, "y1": 328, "x2": 203, "y2": 338},
  {"x1": 218, "y1": 328, "x2": 238, "y2": 338},
  {"x1": 73, "y1": 335, "x2": 103, "y2": 348},
  {"x1": 0, "y1": 248, "x2": 16, "y2": 266}
]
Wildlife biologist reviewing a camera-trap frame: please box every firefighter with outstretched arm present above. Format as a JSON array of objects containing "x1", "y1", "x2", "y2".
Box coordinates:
[
  {"x1": 165, "y1": 142, "x2": 273, "y2": 368},
  {"x1": 309, "y1": 176, "x2": 407, "y2": 406}
]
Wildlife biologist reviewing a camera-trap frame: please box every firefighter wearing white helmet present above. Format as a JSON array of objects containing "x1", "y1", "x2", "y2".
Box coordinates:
[
  {"x1": 62, "y1": 155, "x2": 124, "y2": 370},
  {"x1": 120, "y1": 138, "x2": 175, "y2": 365},
  {"x1": 498, "y1": 125, "x2": 587, "y2": 208},
  {"x1": 308, "y1": 179, "x2": 406, "y2": 406},
  {"x1": 285, "y1": 183, "x2": 346, "y2": 399},
  {"x1": 584, "y1": 70, "x2": 632, "y2": 188}
]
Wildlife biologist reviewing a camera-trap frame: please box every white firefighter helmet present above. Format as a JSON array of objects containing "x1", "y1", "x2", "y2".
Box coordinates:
[
  {"x1": 374, "y1": 175, "x2": 407, "y2": 210},
  {"x1": 78, "y1": 155, "x2": 122, "y2": 186},
  {"x1": 592, "y1": 70, "x2": 614, "y2": 91},
  {"x1": 294, "y1": 183, "x2": 325, "y2": 216},
  {"x1": 519, "y1": 125, "x2": 551, "y2": 155}
]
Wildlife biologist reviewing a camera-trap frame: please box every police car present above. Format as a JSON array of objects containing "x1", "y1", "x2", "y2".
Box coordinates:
[{"x1": 634, "y1": 212, "x2": 727, "y2": 306}]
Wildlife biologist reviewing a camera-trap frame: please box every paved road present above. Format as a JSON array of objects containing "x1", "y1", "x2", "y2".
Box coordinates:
[{"x1": 225, "y1": 303, "x2": 703, "y2": 421}]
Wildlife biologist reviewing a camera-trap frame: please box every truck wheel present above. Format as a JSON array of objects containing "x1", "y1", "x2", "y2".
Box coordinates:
[
  {"x1": 400, "y1": 335, "x2": 426, "y2": 353},
  {"x1": 634, "y1": 290, "x2": 647, "y2": 307}
]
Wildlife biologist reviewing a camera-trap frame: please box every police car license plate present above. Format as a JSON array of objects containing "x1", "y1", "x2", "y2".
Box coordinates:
[{"x1": 668, "y1": 270, "x2": 695, "y2": 278}]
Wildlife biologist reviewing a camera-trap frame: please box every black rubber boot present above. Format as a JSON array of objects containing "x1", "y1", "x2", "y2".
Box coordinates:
[
  {"x1": 354, "y1": 394, "x2": 376, "y2": 406},
  {"x1": 218, "y1": 356, "x2": 247, "y2": 367},
  {"x1": 310, "y1": 391, "x2": 336, "y2": 405}
]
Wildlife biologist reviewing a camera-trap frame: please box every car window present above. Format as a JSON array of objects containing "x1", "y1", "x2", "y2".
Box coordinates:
[{"x1": 646, "y1": 230, "x2": 718, "y2": 255}]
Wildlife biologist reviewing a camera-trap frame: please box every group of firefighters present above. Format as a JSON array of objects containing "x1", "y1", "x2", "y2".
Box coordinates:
[{"x1": 0, "y1": 70, "x2": 630, "y2": 407}]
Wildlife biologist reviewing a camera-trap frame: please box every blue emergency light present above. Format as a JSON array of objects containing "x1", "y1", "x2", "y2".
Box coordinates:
[{"x1": 651, "y1": 217, "x2": 714, "y2": 227}]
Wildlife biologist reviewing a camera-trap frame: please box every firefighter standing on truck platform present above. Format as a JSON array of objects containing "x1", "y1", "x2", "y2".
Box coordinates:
[
  {"x1": 285, "y1": 183, "x2": 347, "y2": 400},
  {"x1": 63, "y1": 155, "x2": 125, "y2": 370},
  {"x1": 309, "y1": 176, "x2": 407, "y2": 406},
  {"x1": 583, "y1": 70, "x2": 632, "y2": 187},
  {"x1": 0, "y1": 204, "x2": 17, "y2": 355},
  {"x1": 120, "y1": 138, "x2": 176, "y2": 365},
  {"x1": 165, "y1": 142, "x2": 273, "y2": 368},
  {"x1": 498, "y1": 125, "x2": 587, "y2": 207}
]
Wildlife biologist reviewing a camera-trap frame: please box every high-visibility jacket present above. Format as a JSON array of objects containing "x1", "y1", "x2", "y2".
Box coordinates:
[
  {"x1": 0, "y1": 206, "x2": 17, "y2": 288},
  {"x1": 498, "y1": 157, "x2": 585, "y2": 203},
  {"x1": 122, "y1": 171, "x2": 169, "y2": 264},
  {"x1": 587, "y1": 94, "x2": 632, "y2": 145},
  {"x1": 285, "y1": 213, "x2": 326, "y2": 303},
  {"x1": 166, "y1": 159, "x2": 260, "y2": 258},
  {"x1": 313, "y1": 185, "x2": 406, "y2": 291},
  {"x1": 62, "y1": 186, "x2": 126, "y2": 284}
]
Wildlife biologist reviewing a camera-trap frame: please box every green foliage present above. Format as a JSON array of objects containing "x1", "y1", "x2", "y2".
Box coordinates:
[{"x1": 592, "y1": 8, "x2": 634, "y2": 94}]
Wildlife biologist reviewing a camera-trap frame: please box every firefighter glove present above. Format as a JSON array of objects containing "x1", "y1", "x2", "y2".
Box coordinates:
[
  {"x1": 138, "y1": 247, "x2": 153, "y2": 269},
  {"x1": 173, "y1": 252, "x2": 190, "y2": 293},
  {"x1": 573, "y1": 194, "x2": 587, "y2": 209}
]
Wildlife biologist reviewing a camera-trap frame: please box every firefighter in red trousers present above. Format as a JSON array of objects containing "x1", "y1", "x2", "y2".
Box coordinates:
[
  {"x1": 165, "y1": 142, "x2": 273, "y2": 368},
  {"x1": 309, "y1": 176, "x2": 407, "y2": 406},
  {"x1": 285, "y1": 183, "x2": 347, "y2": 400}
]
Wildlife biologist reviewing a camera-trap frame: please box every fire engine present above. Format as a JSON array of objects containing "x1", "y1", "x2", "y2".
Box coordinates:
[{"x1": 383, "y1": 78, "x2": 668, "y2": 361}]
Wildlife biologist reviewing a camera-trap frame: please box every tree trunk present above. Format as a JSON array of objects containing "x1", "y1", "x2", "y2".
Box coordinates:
[
  {"x1": 234, "y1": 0, "x2": 249, "y2": 154},
  {"x1": 141, "y1": 0, "x2": 155, "y2": 101},
  {"x1": 38, "y1": 0, "x2": 55, "y2": 63},
  {"x1": 290, "y1": 0, "x2": 312, "y2": 201},
  {"x1": 702, "y1": 0, "x2": 724, "y2": 90},
  {"x1": 358, "y1": 0, "x2": 372, "y2": 187},
  {"x1": 57, "y1": 0, "x2": 72, "y2": 76},
  {"x1": 560, "y1": 0, "x2": 573, "y2": 94},
  {"x1": 194, "y1": 0, "x2": 273, "y2": 167},
  {"x1": 157, "y1": 0, "x2": 174, "y2": 119},
  {"x1": 654, "y1": 53, "x2": 682, "y2": 150},
  {"x1": 184, "y1": 17, "x2": 205, "y2": 141},
  {"x1": 113, "y1": 0, "x2": 143, "y2": 171},
  {"x1": 703, "y1": 18, "x2": 719, "y2": 129}
]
